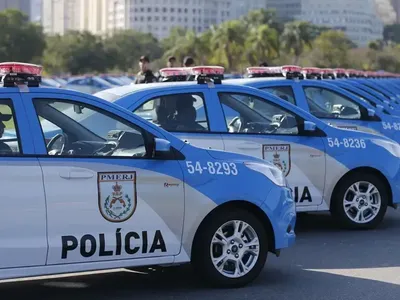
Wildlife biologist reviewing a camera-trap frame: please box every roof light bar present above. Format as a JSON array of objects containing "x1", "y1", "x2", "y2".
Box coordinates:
[
  {"x1": 0, "y1": 62, "x2": 42, "y2": 87},
  {"x1": 190, "y1": 66, "x2": 225, "y2": 76},
  {"x1": 321, "y1": 68, "x2": 335, "y2": 79},
  {"x1": 301, "y1": 67, "x2": 322, "y2": 79},
  {"x1": 190, "y1": 66, "x2": 225, "y2": 84},
  {"x1": 247, "y1": 65, "x2": 303, "y2": 79},
  {"x1": 158, "y1": 67, "x2": 191, "y2": 82},
  {"x1": 0, "y1": 62, "x2": 43, "y2": 76},
  {"x1": 333, "y1": 68, "x2": 348, "y2": 78},
  {"x1": 346, "y1": 69, "x2": 365, "y2": 78}
]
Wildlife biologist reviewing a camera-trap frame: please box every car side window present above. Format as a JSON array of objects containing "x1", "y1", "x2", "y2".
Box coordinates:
[
  {"x1": 133, "y1": 93, "x2": 210, "y2": 132},
  {"x1": 217, "y1": 92, "x2": 299, "y2": 135},
  {"x1": 33, "y1": 99, "x2": 153, "y2": 158},
  {"x1": 0, "y1": 99, "x2": 22, "y2": 155},
  {"x1": 303, "y1": 86, "x2": 363, "y2": 120},
  {"x1": 261, "y1": 86, "x2": 296, "y2": 105}
]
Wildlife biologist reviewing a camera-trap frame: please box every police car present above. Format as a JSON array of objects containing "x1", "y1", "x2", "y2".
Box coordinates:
[
  {"x1": 226, "y1": 66, "x2": 400, "y2": 144},
  {"x1": 324, "y1": 70, "x2": 400, "y2": 115},
  {"x1": 315, "y1": 69, "x2": 400, "y2": 115},
  {"x1": 94, "y1": 66, "x2": 400, "y2": 230},
  {"x1": 0, "y1": 62, "x2": 297, "y2": 288}
]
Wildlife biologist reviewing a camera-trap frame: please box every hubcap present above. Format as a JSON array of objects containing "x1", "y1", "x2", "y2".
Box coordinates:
[
  {"x1": 210, "y1": 220, "x2": 260, "y2": 278},
  {"x1": 343, "y1": 181, "x2": 381, "y2": 224}
]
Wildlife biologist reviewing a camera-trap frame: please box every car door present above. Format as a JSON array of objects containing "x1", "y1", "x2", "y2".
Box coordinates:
[
  {"x1": 21, "y1": 92, "x2": 184, "y2": 266},
  {"x1": 0, "y1": 94, "x2": 47, "y2": 269},
  {"x1": 208, "y1": 88, "x2": 327, "y2": 210},
  {"x1": 128, "y1": 89, "x2": 225, "y2": 150}
]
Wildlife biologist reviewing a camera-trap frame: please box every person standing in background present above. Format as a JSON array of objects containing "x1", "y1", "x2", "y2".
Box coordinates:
[
  {"x1": 134, "y1": 56, "x2": 157, "y2": 84},
  {"x1": 167, "y1": 56, "x2": 178, "y2": 68},
  {"x1": 183, "y1": 56, "x2": 195, "y2": 67}
]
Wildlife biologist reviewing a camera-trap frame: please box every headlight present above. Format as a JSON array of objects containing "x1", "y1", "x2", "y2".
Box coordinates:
[{"x1": 244, "y1": 162, "x2": 287, "y2": 187}]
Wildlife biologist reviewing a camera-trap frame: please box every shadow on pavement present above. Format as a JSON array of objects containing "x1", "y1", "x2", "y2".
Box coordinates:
[{"x1": 0, "y1": 210, "x2": 399, "y2": 300}]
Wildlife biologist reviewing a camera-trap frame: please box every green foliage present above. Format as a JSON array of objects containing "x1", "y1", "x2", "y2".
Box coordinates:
[
  {"x1": 307, "y1": 31, "x2": 354, "y2": 68},
  {"x1": 0, "y1": 9, "x2": 45, "y2": 62},
  {"x1": 3, "y1": 8, "x2": 400, "y2": 74}
]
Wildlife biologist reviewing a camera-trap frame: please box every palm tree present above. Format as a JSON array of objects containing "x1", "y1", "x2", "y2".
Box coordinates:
[
  {"x1": 245, "y1": 25, "x2": 279, "y2": 66},
  {"x1": 210, "y1": 20, "x2": 246, "y2": 70},
  {"x1": 163, "y1": 30, "x2": 210, "y2": 65},
  {"x1": 280, "y1": 21, "x2": 314, "y2": 64}
]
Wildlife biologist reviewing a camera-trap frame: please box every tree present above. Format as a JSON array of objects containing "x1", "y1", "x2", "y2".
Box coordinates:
[
  {"x1": 104, "y1": 30, "x2": 163, "y2": 72},
  {"x1": 245, "y1": 24, "x2": 279, "y2": 66},
  {"x1": 210, "y1": 20, "x2": 247, "y2": 70},
  {"x1": 242, "y1": 9, "x2": 283, "y2": 33},
  {"x1": 309, "y1": 30, "x2": 354, "y2": 68},
  {"x1": 0, "y1": 9, "x2": 45, "y2": 62},
  {"x1": 280, "y1": 21, "x2": 316, "y2": 64},
  {"x1": 43, "y1": 31, "x2": 108, "y2": 75},
  {"x1": 164, "y1": 29, "x2": 211, "y2": 65}
]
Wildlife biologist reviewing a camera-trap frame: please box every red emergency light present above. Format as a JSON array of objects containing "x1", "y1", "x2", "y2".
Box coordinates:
[
  {"x1": 333, "y1": 68, "x2": 348, "y2": 78},
  {"x1": 0, "y1": 62, "x2": 43, "y2": 76},
  {"x1": 159, "y1": 67, "x2": 190, "y2": 77},
  {"x1": 190, "y1": 66, "x2": 225, "y2": 75},
  {"x1": 301, "y1": 67, "x2": 323, "y2": 79},
  {"x1": 302, "y1": 67, "x2": 322, "y2": 74},
  {"x1": 247, "y1": 65, "x2": 302, "y2": 79},
  {"x1": 346, "y1": 69, "x2": 365, "y2": 78}
]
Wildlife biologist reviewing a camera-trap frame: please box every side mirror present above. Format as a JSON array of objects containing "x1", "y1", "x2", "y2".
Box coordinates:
[
  {"x1": 376, "y1": 104, "x2": 384, "y2": 112},
  {"x1": 155, "y1": 138, "x2": 171, "y2": 153},
  {"x1": 153, "y1": 138, "x2": 175, "y2": 159},
  {"x1": 304, "y1": 121, "x2": 317, "y2": 132},
  {"x1": 367, "y1": 108, "x2": 375, "y2": 117},
  {"x1": 74, "y1": 104, "x2": 83, "y2": 114}
]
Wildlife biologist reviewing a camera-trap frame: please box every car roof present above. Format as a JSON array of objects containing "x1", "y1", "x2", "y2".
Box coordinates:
[
  {"x1": 103, "y1": 81, "x2": 199, "y2": 96},
  {"x1": 224, "y1": 77, "x2": 286, "y2": 85}
]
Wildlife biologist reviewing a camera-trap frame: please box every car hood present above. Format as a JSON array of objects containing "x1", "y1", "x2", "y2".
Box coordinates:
[
  {"x1": 206, "y1": 148, "x2": 272, "y2": 165},
  {"x1": 326, "y1": 121, "x2": 385, "y2": 137}
]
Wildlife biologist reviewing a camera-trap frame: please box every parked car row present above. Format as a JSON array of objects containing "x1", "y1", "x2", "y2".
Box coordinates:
[
  {"x1": 0, "y1": 62, "x2": 399, "y2": 288},
  {"x1": 40, "y1": 74, "x2": 136, "y2": 94}
]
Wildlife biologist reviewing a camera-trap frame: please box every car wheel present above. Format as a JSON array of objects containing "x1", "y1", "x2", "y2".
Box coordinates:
[
  {"x1": 331, "y1": 172, "x2": 388, "y2": 229},
  {"x1": 192, "y1": 209, "x2": 268, "y2": 288}
]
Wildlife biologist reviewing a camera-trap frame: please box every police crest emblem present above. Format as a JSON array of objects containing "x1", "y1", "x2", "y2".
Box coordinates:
[
  {"x1": 262, "y1": 144, "x2": 291, "y2": 177},
  {"x1": 98, "y1": 172, "x2": 137, "y2": 222}
]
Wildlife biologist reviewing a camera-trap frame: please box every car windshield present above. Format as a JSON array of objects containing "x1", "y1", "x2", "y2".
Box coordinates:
[
  {"x1": 39, "y1": 102, "x2": 113, "y2": 138},
  {"x1": 102, "y1": 76, "x2": 125, "y2": 86}
]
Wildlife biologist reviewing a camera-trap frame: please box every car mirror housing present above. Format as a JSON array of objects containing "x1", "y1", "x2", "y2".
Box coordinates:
[{"x1": 304, "y1": 121, "x2": 316, "y2": 132}]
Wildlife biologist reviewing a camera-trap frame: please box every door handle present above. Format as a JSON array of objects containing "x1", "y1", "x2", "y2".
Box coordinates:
[
  {"x1": 237, "y1": 142, "x2": 260, "y2": 150},
  {"x1": 59, "y1": 169, "x2": 94, "y2": 179}
]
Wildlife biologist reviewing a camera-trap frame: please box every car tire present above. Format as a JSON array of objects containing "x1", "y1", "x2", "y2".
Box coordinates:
[
  {"x1": 191, "y1": 209, "x2": 268, "y2": 288},
  {"x1": 331, "y1": 172, "x2": 388, "y2": 229}
]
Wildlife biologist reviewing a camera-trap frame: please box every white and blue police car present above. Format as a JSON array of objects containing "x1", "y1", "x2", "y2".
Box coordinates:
[
  {"x1": 93, "y1": 66, "x2": 400, "y2": 230},
  {"x1": 0, "y1": 62, "x2": 296, "y2": 288}
]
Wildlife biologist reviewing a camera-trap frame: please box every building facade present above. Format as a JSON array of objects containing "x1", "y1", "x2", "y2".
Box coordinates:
[
  {"x1": 42, "y1": 0, "x2": 79, "y2": 34},
  {"x1": 267, "y1": 0, "x2": 384, "y2": 46},
  {"x1": 42, "y1": 0, "x2": 267, "y2": 38},
  {"x1": 108, "y1": 0, "x2": 267, "y2": 39}
]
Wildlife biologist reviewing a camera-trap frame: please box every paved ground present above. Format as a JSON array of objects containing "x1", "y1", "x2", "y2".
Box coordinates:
[{"x1": 1, "y1": 211, "x2": 400, "y2": 300}]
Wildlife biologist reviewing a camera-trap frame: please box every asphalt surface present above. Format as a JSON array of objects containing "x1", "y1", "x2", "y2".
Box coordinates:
[{"x1": 1, "y1": 210, "x2": 400, "y2": 300}]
